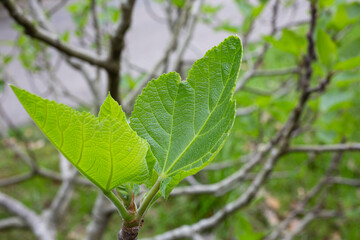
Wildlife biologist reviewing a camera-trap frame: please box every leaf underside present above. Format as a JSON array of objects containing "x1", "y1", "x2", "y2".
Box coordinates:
[
  {"x1": 11, "y1": 87, "x2": 153, "y2": 192},
  {"x1": 130, "y1": 36, "x2": 243, "y2": 197}
]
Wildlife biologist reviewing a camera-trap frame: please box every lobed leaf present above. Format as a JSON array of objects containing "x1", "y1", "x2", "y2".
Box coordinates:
[
  {"x1": 130, "y1": 36, "x2": 242, "y2": 197},
  {"x1": 11, "y1": 86, "x2": 153, "y2": 192}
]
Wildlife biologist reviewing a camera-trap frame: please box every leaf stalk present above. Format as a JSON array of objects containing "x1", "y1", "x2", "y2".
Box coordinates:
[
  {"x1": 103, "y1": 191, "x2": 135, "y2": 222},
  {"x1": 137, "y1": 178, "x2": 162, "y2": 220}
]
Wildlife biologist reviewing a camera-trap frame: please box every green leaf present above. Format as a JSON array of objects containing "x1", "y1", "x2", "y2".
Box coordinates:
[
  {"x1": 316, "y1": 30, "x2": 338, "y2": 68},
  {"x1": 335, "y1": 55, "x2": 360, "y2": 71},
  {"x1": 320, "y1": 91, "x2": 353, "y2": 112},
  {"x1": 11, "y1": 86, "x2": 153, "y2": 192},
  {"x1": 171, "y1": 0, "x2": 185, "y2": 7},
  {"x1": 0, "y1": 79, "x2": 4, "y2": 92},
  {"x1": 319, "y1": 0, "x2": 334, "y2": 8},
  {"x1": 61, "y1": 31, "x2": 70, "y2": 43},
  {"x1": 215, "y1": 21, "x2": 241, "y2": 33},
  {"x1": 130, "y1": 36, "x2": 242, "y2": 197},
  {"x1": 264, "y1": 29, "x2": 306, "y2": 57},
  {"x1": 201, "y1": 4, "x2": 223, "y2": 15}
]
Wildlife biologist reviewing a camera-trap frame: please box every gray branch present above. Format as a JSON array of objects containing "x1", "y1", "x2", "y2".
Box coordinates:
[
  {"x1": 0, "y1": 192, "x2": 55, "y2": 240},
  {"x1": 84, "y1": 194, "x2": 115, "y2": 240},
  {"x1": 288, "y1": 143, "x2": 360, "y2": 153},
  {"x1": 1, "y1": 0, "x2": 108, "y2": 69},
  {"x1": 0, "y1": 217, "x2": 26, "y2": 230}
]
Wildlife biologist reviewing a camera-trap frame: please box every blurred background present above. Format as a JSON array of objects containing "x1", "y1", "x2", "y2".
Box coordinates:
[{"x1": 0, "y1": 0, "x2": 359, "y2": 239}]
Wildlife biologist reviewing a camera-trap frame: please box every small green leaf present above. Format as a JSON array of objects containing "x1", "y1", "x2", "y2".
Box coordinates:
[
  {"x1": 130, "y1": 36, "x2": 242, "y2": 197},
  {"x1": 0, "y1": 79, "x2": 4, "y2": 92},
  {"x1": 319, "y1": 0, "x2": 334, "y2": 8},
  {"x1": 320, "y1": 91, "x2": 353, "y2": 112},
  {"x1": 215, "y1": 21, "x2": 241, "y2": 33},
  {"x1": 201, "y1": 4, "x2": 223, "y2": 15},
  {"x1": 316, "y1": 30, "x2": 338, "y2": 68},
  {"x1": 3, "y1": 55, "x2": 13, "y2": 65},
  {"x1": 264, "y1": 29, "x2": 306, "y2": 57},
  {"x1": 61, "y1": 31, "x2": 70, "y2": 43},
  {"x1": 335, "y1": 55, "x2": 360, "y2": 71},
  {"x1": 11, "y1": 86, "x2": 153, "y2": 192},
  {"x1": 171, "y1": 0, "x2": 185, "y2": 7}
]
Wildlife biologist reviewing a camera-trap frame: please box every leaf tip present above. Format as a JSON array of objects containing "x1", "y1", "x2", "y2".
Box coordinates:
[{"x1": 9, "y1": 84, "x2": 25, "y2": 99}]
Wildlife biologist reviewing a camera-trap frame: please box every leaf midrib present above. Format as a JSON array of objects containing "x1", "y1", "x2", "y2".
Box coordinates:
[
  {"x1": 161, "y1": 85, "x2": 179, "y2": 174},
  {"x1": 162, "y1": 47, "x2": 240, "y2": 176}
]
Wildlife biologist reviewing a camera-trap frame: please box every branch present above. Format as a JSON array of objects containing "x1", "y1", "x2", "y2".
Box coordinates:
[
  {"x1": 28, "y1": 0, "x2": 55, "y2": 31},
  {"x1": 252, "y1": 67, "x2": 300, "y2": 77},
  {"x1": 235, "y1": 0, "x2": 281, "y2": 92},
  {"x1": 106, "y1": 0, "x2": 137, "y2": 103},
  {"x1": 0, "y1": 217, "x2": 26, "y2": 230},
  {"x1": 264, "y1": 151, "x2": 343, "y2": 240},
  {"x1": 0, "y1": 192, "x2": 54, "y2": 240},
  {"x1": 1, "y1": 0, "x2": 108, "y2": 69},
  {"x1": 85, "y1": 194, "x2": 115, "y2": 240},
  {"x1": 236, "y1": 106, "x2": 257, "y2": 116},
  {"x1": 287, "y1": 143, "x2": 360, "y2": 153},
  {"x1": 331, "y1": 177, "x2": 360, "y2": 187},
  {"x1": 44, "y1": 170, "x2": 78, "y2": 224},
  {"x1": 170, "y1": 148, "x2": 271, "y2": 197},
  {"x1": 0, "y1": 172, "x2": 34, "y2": 187},
  {"x1": 281, "y1": 210, "x2": 341, "y2": 240},
  {"x1": 122, "y1": 0, "x2": 193, "y2": 112},
  {"x1": 171, "y1": 171, "x2": 290, "y2": 197},
  {"x1": 47, "y1": 0, "x2": 70, "y2": 16},
  {"x1": 37, "y1": 167, "x2": 92, "y2": 186},
  {"x1": 171, "y1": 0, "x2": 204, "y2": 73}
]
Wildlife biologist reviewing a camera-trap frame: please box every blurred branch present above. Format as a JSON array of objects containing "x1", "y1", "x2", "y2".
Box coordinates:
[
  {"x1": 288, "y1": 143, "x2": 360, "y2": 153},
  {"x1": 144, "y1": 0, "x2": 166, "y2": 23},
  {"x1": 253, "y1": 67, "x2": 300, "y2": 77},
  {"x1": 331, "y1": 177, "x2": 360, "y2": 187},
  {"x1": 236, "y1": 106, "x2": 257, "y2": 116},
  {"x1": 265, "y1": 150, "x2": 343, "y2": 240},
  {"x1": 84, "y1": 194, "x2": 115, "y2": 240},
  {"x1": 170, "y1": 148, "x2": 271, "y2": 197},
  {"x1": 0, "y1": 192, "x2": 56, "y2": 240},
  {"x1": 28, "y1": 0, "x2": 55, "y2": 31},
  {"x1": 281, "y1": 210, "x2": 341, "y2": 240},
  {"x1": 123, "y1": 0, "x2": 194, "y2": 112},
  {"x1": 44, "y1": 170, "x2": 78, "y2": 224},
  {"x1": 106, "y1": 0, "x2": 136, "y2": 103},
  {"x1": 47, "y1": 0, "x2": 70, "y2": 15},
  {"x1": 0, "y1": 172, "x2": 34, "y2": 187},
  {"x1": 172, "y1": 171, "x2": 291, "y2": 196},
  {"x1": 172, "y1": 0, "x2": 204, "y2": 74},
  {"x1": 0, "y1": 217, "x2": 26, "y2": 230},
  {"x1": 1, "y1": 0, "x2": 109, "y2": 69},
  {"x1": 235, "y1": 0, "x2": 281, "y2": 92}
]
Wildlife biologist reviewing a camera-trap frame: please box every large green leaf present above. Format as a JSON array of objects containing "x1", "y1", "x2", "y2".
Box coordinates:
[
  {"x1": 130, "y1": 36, "x2": 242, "y2": 196},
  {"x1": 11, "y1": 86, "x2": 154, "y2": 192}
]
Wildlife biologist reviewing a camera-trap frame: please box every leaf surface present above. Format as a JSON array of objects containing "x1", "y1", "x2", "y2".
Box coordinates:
[
  {"x1": 316, "y1": 29, "x2": 338, "y2": 68},
  {"x1": 11, "y1": 86, "x2": 152, "y2": 192},
  {"x1": 335, "y1": 55, "x2": 360, "y2": 71},
  {"x1": 130, "y1": 36, "x2": 242, "y2": 196}
]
